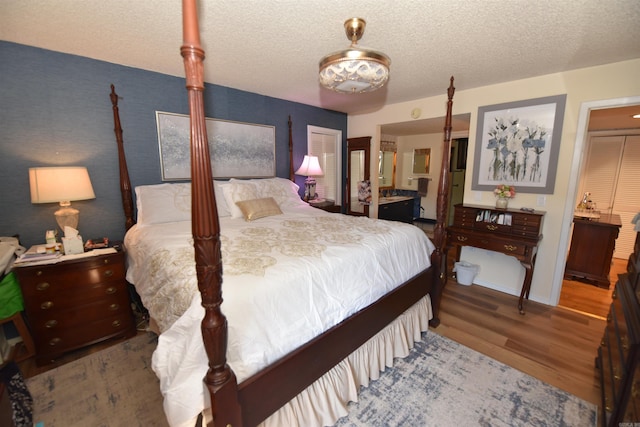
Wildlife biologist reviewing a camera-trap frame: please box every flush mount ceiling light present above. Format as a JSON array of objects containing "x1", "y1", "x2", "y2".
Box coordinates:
[{"x1": 319, "y1": 18, "x2": 391, "y2": 94}]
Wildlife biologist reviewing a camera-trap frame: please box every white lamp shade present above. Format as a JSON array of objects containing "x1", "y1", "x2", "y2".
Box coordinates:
[
  {"x1": 295, "y1": 155, "x2": 324, "y2": 177},
  {"x1": 29, "y1": 166, "x2": 96, "y2": 204}
]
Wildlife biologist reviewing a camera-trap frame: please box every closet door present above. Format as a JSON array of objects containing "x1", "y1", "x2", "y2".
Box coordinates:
[
  {"x1": 612, "y1": 135, "x2": 640, "y2": 258},
  {"x1": 582, "y1": 135, "x2": 640, "y2": 259},
  {"x1": 581, "y1": 136, "x2": 624, "y2": 212}
]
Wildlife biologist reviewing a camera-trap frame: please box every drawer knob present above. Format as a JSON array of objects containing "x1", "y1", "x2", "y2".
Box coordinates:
[
  {"x1": 49, "y1": 337, "x2": 61, "y2": 346},
  {"x1": 112, "y1": 320, "x2": 121, "y2": 328},
  {"x1": 105, "y1": 286, "x2": 117, "y2": 295},
  {"x1": 104, "y1": 259, "x2": 110, "y2": 265},
  {"x1": 36, "y1": 270, "x2": 43, "y2": 276},
  {"x1": 109, "y1": 303, "x2": 120, "y2": 311},
  {"x1": 40, "y1": 301, "x2": 54, "y2": 310},
  {"x1": 456, "y1": 236, "x2": 468, "y2": 242},
  {"x1": 104, "y1": 269, "x2": 114, "y2": 278},
  {"x1": 503, "y1": 245, "x2": 517, "y2": 252},
  {"x1": 44, "y1": 320, "x2": 58, "y2": 328},
  {"x1": 36, "y1": 282, "x2": 50, "y2": 291},
  {"x1": 486, "y1": 225, "x2": 498, "y2": 231}
]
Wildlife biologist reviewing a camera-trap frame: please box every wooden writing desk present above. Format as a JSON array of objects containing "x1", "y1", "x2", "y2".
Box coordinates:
[{"x1": 447, "y1": 204, "x2": 545, "y2": 314}]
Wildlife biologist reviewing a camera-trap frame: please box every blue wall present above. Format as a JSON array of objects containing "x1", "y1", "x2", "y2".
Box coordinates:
[{"x1": 0, "y1": 42, "x2": 347, "y2": 248}]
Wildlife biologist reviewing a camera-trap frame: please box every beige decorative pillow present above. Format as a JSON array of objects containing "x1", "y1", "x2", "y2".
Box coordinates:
[{"x1": 235, "y1": 197, "x2": 283, "y2": 221}]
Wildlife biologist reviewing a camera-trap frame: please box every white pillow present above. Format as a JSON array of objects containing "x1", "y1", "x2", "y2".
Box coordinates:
[
  {"x1": 135, "y1": 181, "x2": 231, "y2": 226},
  {"x1": 213, "y1": 180, "x2": 232, "y2": 217},
  {"x1": 222, "y1": 180, "x2": 260, "y2": 218},
  {"x1": 250, "y1": 177, "x2": 305, "y2": 208},
  {"x1": 135, "y1": 183, "x2": 191, "y2": 226}
]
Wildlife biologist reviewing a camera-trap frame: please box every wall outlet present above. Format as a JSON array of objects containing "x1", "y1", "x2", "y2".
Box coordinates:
[{"x1": 537, "y1": 195, "x2": 546, "y2": 206}]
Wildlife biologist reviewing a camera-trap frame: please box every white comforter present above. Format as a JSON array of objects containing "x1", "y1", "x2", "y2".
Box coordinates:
[{"x1": 124, "y1": 204, "x2": 434, "y2": 426}]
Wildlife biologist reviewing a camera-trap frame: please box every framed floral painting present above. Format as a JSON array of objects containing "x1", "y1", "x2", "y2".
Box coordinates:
[{"x1": 471, "y1": 94, "x2": 566, "y2": 194}]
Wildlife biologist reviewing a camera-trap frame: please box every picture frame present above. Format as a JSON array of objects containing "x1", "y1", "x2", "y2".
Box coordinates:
[
  {"x1": 156, "y1": 111, "x2": 276, "y2": 180},
  {"x1": 471, "y1": 94, "x2": 566, "y2": 194}
]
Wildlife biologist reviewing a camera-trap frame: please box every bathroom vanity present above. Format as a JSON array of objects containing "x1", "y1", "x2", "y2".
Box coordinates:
[{"x1": 378, "y1": 196, "x2": 415, "y2": 223}]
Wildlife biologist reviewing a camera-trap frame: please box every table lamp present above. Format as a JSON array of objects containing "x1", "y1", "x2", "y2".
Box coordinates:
[
  {"x1": 29, "y1": 166, "x2": 96, "y2": 231},
  {"x1": 295, "y1": 155, "x2": 324, "y2": 201}
]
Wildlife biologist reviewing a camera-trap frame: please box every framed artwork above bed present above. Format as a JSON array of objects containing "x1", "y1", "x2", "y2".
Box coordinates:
[{"x1": 156, "y1": 111, "x2": 276, "y2": 180}]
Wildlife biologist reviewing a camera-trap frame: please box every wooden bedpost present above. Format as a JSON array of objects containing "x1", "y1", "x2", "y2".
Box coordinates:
[
  {"x1": 181, "y1": 0, "x2": 242, "y2": 425},
  {"x1": 429, "y1": 76, "x2": 455, "y2": 327},
  {"x1": 288, "y1": 115, "x2": 295, "y2": 181},
  {"x1": 109, "y1": 85, "x2": 135, "y2": 231}
]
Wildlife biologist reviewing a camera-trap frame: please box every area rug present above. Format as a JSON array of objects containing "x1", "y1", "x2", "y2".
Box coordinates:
[
  {"x1": 334, "y1": 332, "x2": 597, "y2": 427},
  {"x1": 26, "y1": 332, "x2": 167, "y2": 427},
  {"x1": 24, "y1": 330, "x2": 597, "y2": 427}
]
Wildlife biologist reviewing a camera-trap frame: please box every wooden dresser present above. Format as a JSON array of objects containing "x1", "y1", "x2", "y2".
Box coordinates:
[
  {"x1": 565, "y1": 214, "x2": 622, "y2": 288},
  {"x1": 597, "y1": 232, "x2": 640, "y2": 426},
  {"x1": 15, "y1": 250, "x2": 136, "y2": 365},
  {"x1": 447, "y1": 203, "x2": 545, "y2": 314}
]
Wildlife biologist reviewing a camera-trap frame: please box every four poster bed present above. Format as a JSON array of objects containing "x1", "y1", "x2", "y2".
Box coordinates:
[{"x1": 109, "y1": 2, "x2": 456, "y2": 426}]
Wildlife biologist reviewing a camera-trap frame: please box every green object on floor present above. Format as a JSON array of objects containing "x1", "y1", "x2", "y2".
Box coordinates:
[{"x1": 0, "y1": 272, "x2": 24, "y2": 319}]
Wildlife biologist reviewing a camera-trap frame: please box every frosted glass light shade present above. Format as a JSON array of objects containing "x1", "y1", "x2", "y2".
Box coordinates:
[
  {"x1": 319, "y1": 53, "x2": 390, "y2": 93},
  {"x1": 319, "y1": 18, "x2": 390, "y2": 94},
  {"x1": 29, "y1": 166, "x2": 96, "y2": 230}
]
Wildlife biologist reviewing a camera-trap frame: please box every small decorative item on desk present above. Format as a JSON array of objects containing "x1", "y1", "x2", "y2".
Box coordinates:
[
  {"x1": 85, "y1": 237, "x2": 109, "y2": 250},
  {"x1": 494, "y1": 184, "x2": 516, "y2": 209}
]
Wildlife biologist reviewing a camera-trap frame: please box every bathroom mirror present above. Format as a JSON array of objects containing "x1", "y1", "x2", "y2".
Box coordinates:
[
  {"x1": 378, "y1": 151, "x2": 396, "y2": 190},
  {"x1": 412, "y1": 148, "x2": 431, "y2": 175},
  {"x1": 347, "y1": 137, "x2": 371, "y2": 216}
]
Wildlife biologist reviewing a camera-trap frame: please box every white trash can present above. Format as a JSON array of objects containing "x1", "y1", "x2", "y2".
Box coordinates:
[{"x1": 453, "y1": 261, "x2": 479, "y2": 286}]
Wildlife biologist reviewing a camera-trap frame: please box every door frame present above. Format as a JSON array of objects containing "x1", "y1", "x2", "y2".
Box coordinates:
[{"x1": 550, "y1": 95, "x2": 640, "y2": 305}]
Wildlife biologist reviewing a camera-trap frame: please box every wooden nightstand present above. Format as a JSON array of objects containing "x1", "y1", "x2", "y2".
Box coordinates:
[
  {"x1": 14, "y1": 250, "x2": 136, "y2": 365},
  {"x1": 308, "y1": 199, "x2": 341, "y2": 213}
]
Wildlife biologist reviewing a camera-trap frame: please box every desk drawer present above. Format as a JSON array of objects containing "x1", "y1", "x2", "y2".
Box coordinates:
[{"x1": 448, "y1": 230, "x2": 527, "y2": 257}]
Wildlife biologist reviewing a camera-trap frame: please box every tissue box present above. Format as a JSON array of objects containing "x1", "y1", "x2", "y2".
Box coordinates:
[{"x1": 62, "y1": 235, "x2": 84, "y2": 255}]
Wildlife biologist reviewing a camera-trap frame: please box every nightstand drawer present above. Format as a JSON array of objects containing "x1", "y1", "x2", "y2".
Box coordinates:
[
  {"x1": 34, "y1": 313, "x2": 133, "y2": 358},
  {"x1": 21, "y1": 278, "x2": 127, "y2": 312},
  {"x1": 28, "y1": 288, "x2": 131, "y2": 332},
  {"x1": 18, "y1": 254, "x2": 125, "y2": 294}
]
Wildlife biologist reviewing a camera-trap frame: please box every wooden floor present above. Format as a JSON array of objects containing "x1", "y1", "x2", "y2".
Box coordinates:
[
  {"x1": 17, "y1": 257, "x2": 625, "y2": 410},
  {"x1": 436, "y1": 256, "x2": 626, "y2": 408}
]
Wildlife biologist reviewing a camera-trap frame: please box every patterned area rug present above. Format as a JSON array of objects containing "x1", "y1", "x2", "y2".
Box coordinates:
[
  {"x1": 24, "y1": 330, "x2": 597, "y2": 427},
  {"x1": 26, "y1": 332, "x2": 167, "y2": 427},
  {"x1": 334, "y1": 332, "x2": 597, "y2": 427}
]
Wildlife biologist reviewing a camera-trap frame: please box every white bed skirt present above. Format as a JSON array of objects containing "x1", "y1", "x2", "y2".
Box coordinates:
[{"x1": 202, "y1": 294, "x2": 433, "y2": 427}]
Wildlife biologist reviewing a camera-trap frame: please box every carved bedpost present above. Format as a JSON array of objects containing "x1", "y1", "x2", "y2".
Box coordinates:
[
  {"x1": 429, "y1": 76, "x2": 455, "y2": 327},
  {"x1": 181, "y1": 0, "x2": 242, "y2": 425},
  {"x1": 110, "y1": 85, "x2": 135, "y2": 231},
  {"x1": 288, "y1": 115, "x2": 295, "y2": 182}
]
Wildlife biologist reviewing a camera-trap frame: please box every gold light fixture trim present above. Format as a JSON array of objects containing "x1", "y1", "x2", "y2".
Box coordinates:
[{"x1": 319, "y1": 18, "x2": 391, "y2": 94}]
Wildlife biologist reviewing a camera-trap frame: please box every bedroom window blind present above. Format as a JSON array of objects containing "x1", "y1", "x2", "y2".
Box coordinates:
[{"x1": 308, "y1": 126, "x2": 342, "y2": 205}]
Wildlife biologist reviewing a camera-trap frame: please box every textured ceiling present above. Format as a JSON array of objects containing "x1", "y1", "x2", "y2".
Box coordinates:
[{"x1": 2, "y1": 0, "x2": 640, "y2": 118}]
